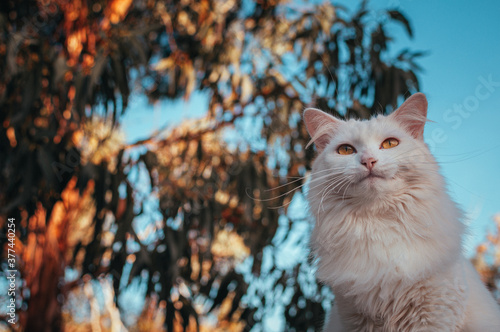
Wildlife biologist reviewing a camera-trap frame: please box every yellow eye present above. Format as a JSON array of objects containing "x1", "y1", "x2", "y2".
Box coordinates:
[
  {"x1": 381, "y1": 138, "x2": 399, "y2": 149},
  {"x1": 337, "y1": 144, "x2": 355, "y2": 155}
]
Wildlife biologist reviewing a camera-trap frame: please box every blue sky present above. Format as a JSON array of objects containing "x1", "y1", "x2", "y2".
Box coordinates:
[{"x1": 122, "y1": 0, "x2": 500, "y2": 257}]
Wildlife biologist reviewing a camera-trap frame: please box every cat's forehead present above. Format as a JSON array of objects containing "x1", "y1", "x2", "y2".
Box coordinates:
[{"x1": 335, "y1": 116, "x2": 402, "y2": 142}]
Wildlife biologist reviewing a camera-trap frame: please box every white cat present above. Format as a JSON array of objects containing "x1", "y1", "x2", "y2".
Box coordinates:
[{"x1": 303, "y1": 93, "x2": 500, "y2": 332}]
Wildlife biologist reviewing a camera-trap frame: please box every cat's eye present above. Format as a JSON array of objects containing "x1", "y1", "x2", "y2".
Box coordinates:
[
  {"x1": 381, "y1": 138, "x2": 399, "y2": 149},
  {"x1": 337, "y1": 144, "x2": 356, "y2": 155}
]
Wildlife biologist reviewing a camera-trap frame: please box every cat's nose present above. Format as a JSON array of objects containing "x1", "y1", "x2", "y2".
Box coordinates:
[{"x1": 361, "y1": 157, "x2": 378, "y2": 170}]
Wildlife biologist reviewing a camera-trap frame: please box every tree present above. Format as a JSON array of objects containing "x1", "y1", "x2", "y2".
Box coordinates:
[
  {"x1": 0, "y1": 0, "x2": 423, "y2": 330},
  {"x1": 472, "y1": 214, "x2": 500, "y2": 302}
]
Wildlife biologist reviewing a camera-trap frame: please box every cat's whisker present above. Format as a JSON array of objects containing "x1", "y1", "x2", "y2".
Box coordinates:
[
  {"x1": 442, "y1": 175, "x2": 496, "y2": 203},
  {"x1": 391, "y1": 149, "x2": 430, "y2": 160},
  {"x1": 264, "y1": 165, "x2": 359, "y2": 193},
  {"x1": 246, "y1": 182, "x2": 307, "y2": 203},
  {"x1": 315, "y1": 175, "x2": 353, "y2": 213},
  {"x1": 429, "y1": 143, "x2": 500, "y2": 158},
  {"x1": 253, "y1": 170, "x2": 350, "y2": 208},
  {"x1": 313, "y1": 177, "x2": 346, "y2": 202},
  {"x1": 329, "y1": 176, "x2": 353, "y2": 195},
  {"x1": 266, "y1": 200, "x2": 294, "y2": 210},
  {"x1": 311, "y1": 176, "x2": 349, "y2": 206},
  {"x1": 435, "y1": 149, "x2": 497, "y2": 164},
  {"x1": 306, "y1": 178, "x2": 341, "y2": 202},
  {"x1": 392, "y1": 144, "x2": 500, "y2": 166},
  {"x1": 341, "y1": 180, "x2": 355, "y2": 201},
  {"x1": 264, "y1": 175, "x2": 347, "y2": 210},
  {"x1": 321, "y1": 178, "x2": 351, "y2": 211},
  {"x1": 333, "y1": 176, "x2": 353, "y2": 201},
  {"x1": 264, "y1": 175, "x2": 309, "y2": 192},
  {"x1": 319, "y1": 177, "x2": 351, "y2": 212}
]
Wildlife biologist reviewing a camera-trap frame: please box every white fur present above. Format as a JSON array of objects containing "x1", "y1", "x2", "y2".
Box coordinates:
[{"x1": 304, "y1": 94, "x2": 500, "y2": 331}]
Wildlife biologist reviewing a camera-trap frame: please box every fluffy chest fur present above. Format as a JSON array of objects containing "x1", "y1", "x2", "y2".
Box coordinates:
[
  {"x1": 333, "y1": 268, "x2": 467, "y2": 332},
  {"x1": 309, "y1": 193, "x2": 468, "y2": 331},
  {"x1": 309, "y1": 188, "x2": 467, "y2": 331}
]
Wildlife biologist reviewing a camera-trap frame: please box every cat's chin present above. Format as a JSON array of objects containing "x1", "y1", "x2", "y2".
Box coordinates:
[{"x1": 357, "y1": 173, "x2": 390, "y2": 188}]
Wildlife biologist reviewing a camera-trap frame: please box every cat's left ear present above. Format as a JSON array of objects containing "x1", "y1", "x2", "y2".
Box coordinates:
[
  {"x1": 303, "y1": 108, "x2": 340, "y2": 153},
  {"x1": 389, "y1": 92, "x2": 428, "y2": 140}
]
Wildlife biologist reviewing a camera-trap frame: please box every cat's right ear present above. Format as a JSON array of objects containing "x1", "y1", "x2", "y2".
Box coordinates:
[{"x1": 303, "y1": 108, "x2": 340, "y2": 153}]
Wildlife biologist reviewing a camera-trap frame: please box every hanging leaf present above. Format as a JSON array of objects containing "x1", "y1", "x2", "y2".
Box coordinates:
[{"x1": 387, "y1": 10, "x2": 413, "y2": 38}]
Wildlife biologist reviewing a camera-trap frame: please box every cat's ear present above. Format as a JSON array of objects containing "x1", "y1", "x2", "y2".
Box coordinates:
[
  {"x1": 303, "y1": 108, "x2": 340, "y2": 153},
  {"x1": 390, "y1": 93, "x2": 428, "y2": 140}
]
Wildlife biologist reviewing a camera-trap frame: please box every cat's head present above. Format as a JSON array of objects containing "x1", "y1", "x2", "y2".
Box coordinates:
[{"x1": 304, "y1": 93, "x2": 437, "y2": 201}]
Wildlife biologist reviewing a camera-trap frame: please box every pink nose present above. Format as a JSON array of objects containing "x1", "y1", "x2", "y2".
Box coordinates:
[{"x1": 361, "y1": 157, "x2": 377, "y2": 170}]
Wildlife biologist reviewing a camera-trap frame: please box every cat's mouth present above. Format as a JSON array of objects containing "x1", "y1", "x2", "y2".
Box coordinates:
[{"x1": 361, "y1": 173, "x2": 385, "y2": 182}]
